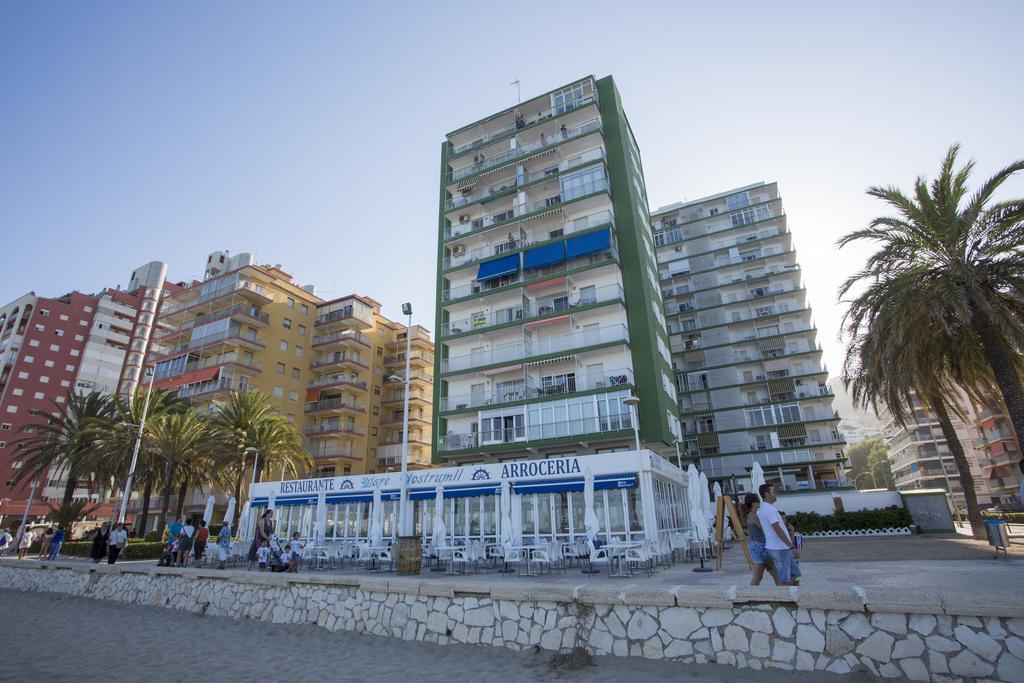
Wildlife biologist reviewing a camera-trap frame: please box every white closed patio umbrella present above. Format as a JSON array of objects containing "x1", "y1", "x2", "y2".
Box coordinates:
[
  {"x1": 432, "y1": 484, "x2": 447, "y2": 549},
  {"x1": 368, "y1": 485, "x2": 383, "y2": 547},
  {"x1": 224, "y1": 497, "x2": 236, "y2": 529},
  {"x1": 237, "y1": 501, "x2": 251, "y2": 541},
  {"x1": 583, "y1": 467, "x2": 601, "y2": 543},
  {"x1": 700, "y1": 471, "x2": 713, "y2": 532},
  {"x1": 687, "y1": 464, "x2": 712, "y2": 572},
  {"x1": 751, "y1": 462, "x2": 767, "y2": 498},
  {"x1": 313, "y1": 490, "x2": 327, "y2": 545},
  {"x1": 499, "y1": 480, "x2": 513, "y2": 552},
  {"x1": 202, "y1": 495, "x2": 216, "y2": 527},
  {"x1": 712, "y1": 482, "x2": 722, "y2": 502}
]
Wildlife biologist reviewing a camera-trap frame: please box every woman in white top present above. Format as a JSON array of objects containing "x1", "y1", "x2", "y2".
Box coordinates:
[
  {"x1": 17, "y1": 528, "x2": 34, "y2": 560},
  {"x1": 107, "y1": 523, "x2": 128, "y2": 564}
]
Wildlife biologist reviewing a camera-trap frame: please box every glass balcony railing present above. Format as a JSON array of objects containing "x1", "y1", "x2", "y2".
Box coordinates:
[
  {"x1": 449, "y1": 119, "x2": 602, "y2": 182},
  {"x1": 154, "y1": 354, "x2": 262, "y2": 380},
  {"x1": 309, "y1": 351, "x2": 369, "y2": 370},
  {"x1": 304, "y1": 421, "x2": 365, "y2": 437},
  {"x1": 304, "y1": 397, "x2": 366, "y2": 414},
  {"x1": 440, "y1": 368, "x2": 634, "y2": 411},
  {"x1": 162, "y1": 280, "x2": 271, "y2": 316},
  {"x1": 442, "y1": 324, "x2": 629, "y2": 374},
  {"x1": 439, "y1": 410, "x2": 633, "y2": 452},
  {"x1": 176, "y1": 376, "x2": 242, "y2": 399},
  {"x1": 161, "y1": 304, "x2": 269, "y2": 336},
  {"x1": 165, "y1": 328, "x2": 266, "y2": 355},
  {"x1": 442, "y1": 246, "x2": 618, "y2": 302},
  {"x1": 385, "y1": 350, "x2": 434, "y2": 365},
  {"x1": 309, "y1": 375, "x2": 368, "y2": 390},
  {"x1": 311, "y1": 330, "x2": 371, "y2": 348},
  {"x1": 441, "y1": 283, "x2": 624, "y2": 338}
]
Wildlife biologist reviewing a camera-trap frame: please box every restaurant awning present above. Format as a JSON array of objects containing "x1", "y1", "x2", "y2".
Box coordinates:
[
  {"x1": 476, "y1": 254, "x2": 520, "y2": 281},
  {"x1": 153, "y1": 366, "x2": 219, "y2": 391},
  {"x1": 566, "y1": 228, "x2": 611, "y2": 260},
  {"x1": 514, "y1": 473, "x2": 637, "y2": 494},
  {"x1": 523, "y1": 241, "x2": 566, "y2": 270}
]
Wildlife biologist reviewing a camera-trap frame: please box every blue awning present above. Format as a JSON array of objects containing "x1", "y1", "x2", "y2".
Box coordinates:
[
  {"x1": 477, "y1": 254, "x2": 519, "y2": 281},
  {"x1": 523, "y1": 241, "x2": 566, "y2": 270},
  {"x1": 410, "y1": 482, "x2": 501, "y2": 500},
  {"x1": 565, "y1": 229, "x2": 611, "y2": 260},
  {"x1": 513, "y1": 473, "x2": 636, "y2": 495},
  {"x1": 250, "y1": 495, "x2": 317, "y2": 507}
]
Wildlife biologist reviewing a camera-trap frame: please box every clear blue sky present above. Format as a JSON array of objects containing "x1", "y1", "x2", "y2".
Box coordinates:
[{"x1": 2, "y1": 1, "x2": 1022, "y2": 387}]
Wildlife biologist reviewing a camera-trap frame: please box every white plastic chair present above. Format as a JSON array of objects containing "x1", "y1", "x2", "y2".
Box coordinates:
[
  {"x1": 585, "y1": 540, "x2": 610, "y2": 575},
  {"x1": 626, "y1": 541, "x2": 654, "y2": 576}
]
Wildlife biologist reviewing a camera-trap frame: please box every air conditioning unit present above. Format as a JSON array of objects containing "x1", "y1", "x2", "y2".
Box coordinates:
[{"x1": 452, "y1": 245, "x2": 465, "y2": 255}]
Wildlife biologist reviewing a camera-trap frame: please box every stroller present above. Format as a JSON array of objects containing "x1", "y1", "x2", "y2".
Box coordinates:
[
  {"x1": 267, "y1": 537, "x2": 288, "y2": 573},
  {"x1": 157, "y1": 540, "x2": 177, "y2": 567}
]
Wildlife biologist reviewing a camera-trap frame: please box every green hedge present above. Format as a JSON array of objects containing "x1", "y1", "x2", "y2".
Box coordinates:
[
  {"x1": 982, "y1": 511, "x2": 1024, "y2": 523},
  {"x1": 789, "y1": 508, "x2": 914, "y2": 534},
  {"x1": 45, "y1": 540, "x2": 166, "y2": 560}
]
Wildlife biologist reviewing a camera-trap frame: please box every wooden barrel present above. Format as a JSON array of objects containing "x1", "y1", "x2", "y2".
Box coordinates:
[{"x1": 394, "y1": 536, "x2": 422, "y2": 575}]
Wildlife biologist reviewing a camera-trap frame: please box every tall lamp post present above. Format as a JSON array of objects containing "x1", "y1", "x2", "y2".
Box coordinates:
[
  {"x1": 623, "y1": 396, "x2": 641, "y2": 452},
  {"x1": 852, "y1": 471, "x2": 878, "y2": 491},
  {"x1": 398, "y1": 302, "x2": 413, "y2": 536},
  {"x1": 674, "y1": 438, "x2": 684, "y2": 470},
  {"x1": 16, "y1": 410, "x2": 52, "y2": 544},
  {"x1": 246, "y1": 446, "x2": 260, "y2": 489},
  {"x1": 117, "y1": 366, "x2": 156, "y2": 525}
]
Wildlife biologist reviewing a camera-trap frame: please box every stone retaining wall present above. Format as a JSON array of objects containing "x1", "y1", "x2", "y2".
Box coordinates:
[{"x1": 1, "y1": 561, "x2": 1022, "y2": 682}]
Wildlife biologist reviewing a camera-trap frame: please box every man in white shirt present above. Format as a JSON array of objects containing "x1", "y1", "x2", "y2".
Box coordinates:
[
  {"x1": 756, "y1": 484, "x2": 801, "y2": 586},
  {"x1": 107, "y1": 523, "x2": 128, "y2": 565}
]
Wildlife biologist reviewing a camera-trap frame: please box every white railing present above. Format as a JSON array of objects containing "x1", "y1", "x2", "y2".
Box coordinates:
[
  {"x1": 439, "y1": 410, "x2": 633, "y2": 451},
  {"x1": 309, "y1": 375, "x2": 368, "y2": 390},
  {"x1": 304, "y1": 397, "x2": 366, "y2": 413},
  {"x1": 440, "y1": 367, "x2": 634, "y2": 411},
  {"x1": 448, "y1": 94, "x2": 597, "y2": 158},
  {"x1": 441, "y1": 324, "x2": 629, "y2": 374},
  {"x1": 163, "y1": 280, "x2": 269, "y2": 316},
  {"x1": 155, "y1": 353, "x2": 262, "y2": 380},
  {"x1": 311, "y1": 330, "x2": 370, "y2": 348}
]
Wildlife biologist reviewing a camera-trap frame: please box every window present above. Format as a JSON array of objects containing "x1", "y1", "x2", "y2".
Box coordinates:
[
  {"x1": 49, "y1": 344, "x2": 59, "y2": 352},
  {"x1": 34, "y1": 392, "x2": 44, "y2": 399},
  {"x1": 288, "y1": 391, "x2": 298, "y2": 402},
  {"x1": 60, "y1": 380, "x2": 70, "y2": 388},
  {"x1": 371, "y1": 427, "x2": 378, "y2": 436},
  {"x1": 374, "y1": 385, "x2": 381, "y2": 395},
  {"x1": 286, "y1": 297, "x2": 295, "y2": 308},
  {"x1": 17, "y1": 372, "x2": 28, "y2": 379},
  {"x1": 79, "y1": 320, "x2": 87, "y2": 327},
  {"x1": 300, "y1": 304, "x2": 309, "y2": 315},
  {"x1": 372, "y1": 406, "x2": 379, "y2": 416},
  {"x1": 282, "y1": 318, "x2": 292, "y2": 329},
  {"x1": 74, "y1": 334, "x2": 84, "y2": 341},
  {"x1": 286, "y1": 414, "x2": 295, "y2": 423},
  {"x1": 294, "y1": 346, "x2": 302, "y2": 358},
  {"x1": 65, "y1": 364, "x2": 74, "y2": 372},
  {"x1": 23, "y1": 356, "x2": 33, "y2": 364},
  {"x1": 59, "y1": 313, "x2": 69, "y2": 321},
  {"x1": 54, "y1": 329, "x2": 64, "y2": 337},
  {"x1": 39, "y1": 376, "x2": 49, "y2": 384},
  {"x1": 40, "y1": 309, "x2": 49, "y2": 316},
  {"x1": 28, "y1": 339, "x2": 39, "y2": 348},
  {"x1": 6, "y1": 407, "x2": 17, "y2": 414},
  {"x1": 0, "y1": 443, "x2": 6, "y2": 449},
  {"x1": 70, "y1": 349, "x2": 79, "y2": 357},
  {"x1": 298, "y1": 324, "x2": 306, "y2": 336},
  {"x1": 279, "y1": 340, "x2": 288, "y2": 351},
  {"x1": 12, "y1": 389, "x2": 22, "y2": 396},
  {"x1": 276, "y1": 362, "x2": 286, "y2": 374},
  {"x1": 273, "y1": 387, "x2": 283, "y2": 398},
  {"x1": 376, "y1": 347, "x2": 383, "y2": 356},
  {"x1": 35, "y1": 324, "x2": 44, "y2": 332},
  {"x1": 44, "y1": 360, "x2": 54, "y2": 368},
  {"x1": 83, "y1": 305, "x2": 92, "y2": 313},
  {"x1": 291, "y1": 368, "x2": 300, "y2": 379},
  {"x1": 0, "y1": 424, "x2": 8, "y2": 431}
]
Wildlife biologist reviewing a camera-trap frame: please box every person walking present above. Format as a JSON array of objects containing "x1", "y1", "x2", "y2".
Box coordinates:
[
  {"x1": 193, "y1": 520, "x2": 210, "y2": 567},
  {"x1": 175, "y1": 518, "x2": 195, "y2": 567},
  {"x1": 90, "y1": 523, "x2": 109, "y2": 563},
  {"x1": 247, "y1": 510, "x2": 275, "y2": 571},
  {"x1": 47, "y1": 526, "x2": 65, "y2": 560},
  {"x1": 215, "y1": 520, "x2": 232, "y2": 570},
  {"x1": 107, "y1": 522, "x2": 128, "y2": 564},
  {"x1": 0, "y1": 528, "x2": 12, "y2": 558},
  {"x1": 17, "y1": 527, "x2": 34, "y2": 560},
  {"x1": 756, "y1": 484, "x2": 801, "y2": 586},
  {"x1": 742, "y1": 493, "x2": 778, "y2": 586},
  {"x1": 37, "y1": 526, "x2": 54, "y2": 559}
]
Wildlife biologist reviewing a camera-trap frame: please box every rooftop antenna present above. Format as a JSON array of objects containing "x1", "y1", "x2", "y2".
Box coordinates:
[{"x1": 510, "y1": 78, "x2": 521, "y2": 103}]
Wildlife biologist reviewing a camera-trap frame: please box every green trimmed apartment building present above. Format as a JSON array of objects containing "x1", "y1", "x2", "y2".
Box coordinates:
[
  {"x1": 433, "y1": 75, "x2": 681, "y2": 464},
  {"x1": 651, "y1": 182, "x2": 847, "y2": 494}
]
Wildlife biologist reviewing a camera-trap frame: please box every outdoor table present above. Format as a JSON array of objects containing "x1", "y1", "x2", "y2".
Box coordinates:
[
  {"x1": 445, "y1": 546, "x2": 466, "y2": 575},
  {"x1": 603, "y1": 542, "x2": 642, "y2": 578}
]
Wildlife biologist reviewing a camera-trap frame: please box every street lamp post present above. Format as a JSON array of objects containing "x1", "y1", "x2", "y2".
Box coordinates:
[
  {"x1": 674, "y1": 439, "x2": 684, "y2": 470},
  {"x1": 852, "y1": 471, "x2": 877, "y2": 490},
  {"x1": 117, "y1": 367, "x2": 156, "y2": 525},
  {"x1": 398, "y1": 303, "x2": 413, "y2": 536},
  {"x1": 623, "y1": 396, "x2": 641, "y2": 453},
  {"x1": 246, "y1": 447, "x2": 260, "y2": 487},
  {"x1": 14, "y1": 465, "x2": 42, "y2": 547}
]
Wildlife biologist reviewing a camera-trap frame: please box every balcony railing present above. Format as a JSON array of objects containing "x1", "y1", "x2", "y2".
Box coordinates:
[
  {"x1": 439, "y1": 410, "x2": 633, "y2": 452},
  {"x1": 161, "y1": 304, "x2": 269, "y2": 337},
  {"x1": 304, "y1": 421, "x2": 365, "y2": 437},
  {"x1": 309, "y1": 375, "x2": 368, "y2": 390},
  {"x1": 154, "y1": 353, "x2": 262, "y2": 380},
  {"x1": 304, "y1": 397, "x2": 366, "y2": 414},
  {"x1": 440, "y1": 368, "x2": 634, "y2": 411},
  {"x1": 382, "y1": 389, "x2": 431, "y2": 403},
  {"x1": 311, "y1": 330, "x2": 371, "y2": 348},
  {"x1": 448, "y1": 94, "x2": 597, "y2": 158},
  {"x1": 162, "y1": 280, "x2": 271, "y2": 316},
  {"x1": 442, "y1": 246, "x2": 617, "y2": 302},
  {"x1": 176, "y1": 376, "x2": 242, "y2": 399},
  {"x1": 386, "y1": 350, "x2": 434, "y2": 365},
  {"x1": 309, "y1": 352, "x2": 369, "y2": 370},
  {"x1": 442, "y1": 324, "x2": 629, "y2": 374},
  {"x1": 449, "y1": 119, "x2": 602, "y2": 182},
  {"x1": 441, "y1": 283, "x2": 624, "y2": 338},
  {"x1": 166, "y1": 328, "x2": 266, "y2": 355},
  {"x1": 444, "y1": 178, "x2": 609, "y2": 241},
  {"x1": 314, "y1": 306, "x2": 374, "y2": 328}
]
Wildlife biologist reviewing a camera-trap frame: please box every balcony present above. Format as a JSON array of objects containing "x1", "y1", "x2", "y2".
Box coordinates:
[
  {"x1": 380, "y1": 412, "x2": 431, "y2": 427},
  {"x1": 314, "y1": 306, "x2": 374, "y2": 330},
  {"x1": 309, "y1": 374, "x2": 368, "y2": 391},
  {"x1": 382, "y1": 389, "x2": 432, "y2": 404},
  {"x1": 304, "y1": 397, "x2": 366, "y2": 415},
  {"x1": 176, "y1": 376, "x2": 242, "y2": 400},
  {"x1": 162, "y1": 279, "x2": 272, "y2": 317},
  {"x1": 158, "y1": 304, "x2": 269, "y2": 340},
  {"x1": 310, "y1": 445, "x2": 358, "y2": 460},
  {"x1": 442, "y1": 246, "x2": 618, "y2": 302},
  {"x1": 379, "y1": 432, "x2": 431, "y2": 447},
  {"x1": 311, "y1": 330, "x2": 371, "y2": 350},
  {"x1": 449, "y1": 119, "x2": 602, "y2": 182},
  {"x1": 448, "y1": 93, "x2": 597, "y2": 159},
  {"x1": 440, "y1": 368, "x2": 634, "y2": 412},
  {"x1": 439, "y1": 410, "x2": 633, "y2": 452},
  {"x1": 441, "y1": 283, "x2": 624, "y2": 339},
  {"x1": 441, "y1": 324, "x2": 629, "y2": 374},
  {"x1": 159, "y1": 327, "x2": 267, "y2": 358},
  {"x1": 304, "y1": 421, "x2": 365, "y2": 438},
  {"x1": 154, "y1": 353, "x2": 262, "y2": 381},
  {"x1": 309, "y1": 351, "x2": 369, "y2": 372},
  {"x1": 389, "y1": 327, "x2": 433, "y2": 348},
  {"x1": 385, "y1": 350, "x2": 434, "y2": 367},
  {"x1": 444, "y1": 177, "x2": 610, "y2": 241}
]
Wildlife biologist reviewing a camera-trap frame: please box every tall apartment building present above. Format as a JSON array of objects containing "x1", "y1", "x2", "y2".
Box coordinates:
[
  {"x1": 433, "y1": 75, "x2": 681, "y2": 464},
  {"x1": 154, "y1": 251, "x2": 434, "y2": 480},
  {"x1": 0, "y1": 262, "x2": 174, "y2": 523},
  {"x1": 971, "y1": 402, "x2": 1021, "y2": 504},
  {"x1": 650, "y1": 182, "x2": 846, "y2": 494},
  {"x1": 881, "y1": 391, "x2": 996, "y2": 508}
]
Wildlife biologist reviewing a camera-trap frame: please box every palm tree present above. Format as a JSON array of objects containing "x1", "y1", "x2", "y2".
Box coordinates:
[
  {"x1": 244, "y1": 416, "x2": 311, "y2": 484},
  {"x1": 95, "y1": 388, "x2": 186, "y2": 534},
  {"x1": 147, "y1": 411, "x2": 212, "y2": 534},
  {"x1": 12, "y1": 392, "x2": 114, "y2": 505},
  {"x1": 840, "y1": 144, "x2": 1024, "y2": 444}
]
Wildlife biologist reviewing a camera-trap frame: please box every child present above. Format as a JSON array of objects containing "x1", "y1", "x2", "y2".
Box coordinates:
[
  {"x1": 289, "y1": 531, "x2": 305, "y2": 571},
  {"x1": 256, "y1": 540, "x2": 270, "y2": 571},
  {"x1": 280, "y1": 544, "x2": 294, "y2": 573},
  {"x1": 780, "y1": 512, "x2": 801, "y2": 586},
  {"x1": 159, "y1": 540, "x2": 177, "y2": 567}
]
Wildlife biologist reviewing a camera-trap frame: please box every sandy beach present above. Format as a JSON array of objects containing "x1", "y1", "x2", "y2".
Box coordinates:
[{"x1": 0, "y1": 589, "x2": 880, "y2": 682}]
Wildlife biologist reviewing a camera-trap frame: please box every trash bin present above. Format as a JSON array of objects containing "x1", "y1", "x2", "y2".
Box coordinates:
[{"x1": 984, "y1": 520, "x2": 1010, "y2": 558}]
